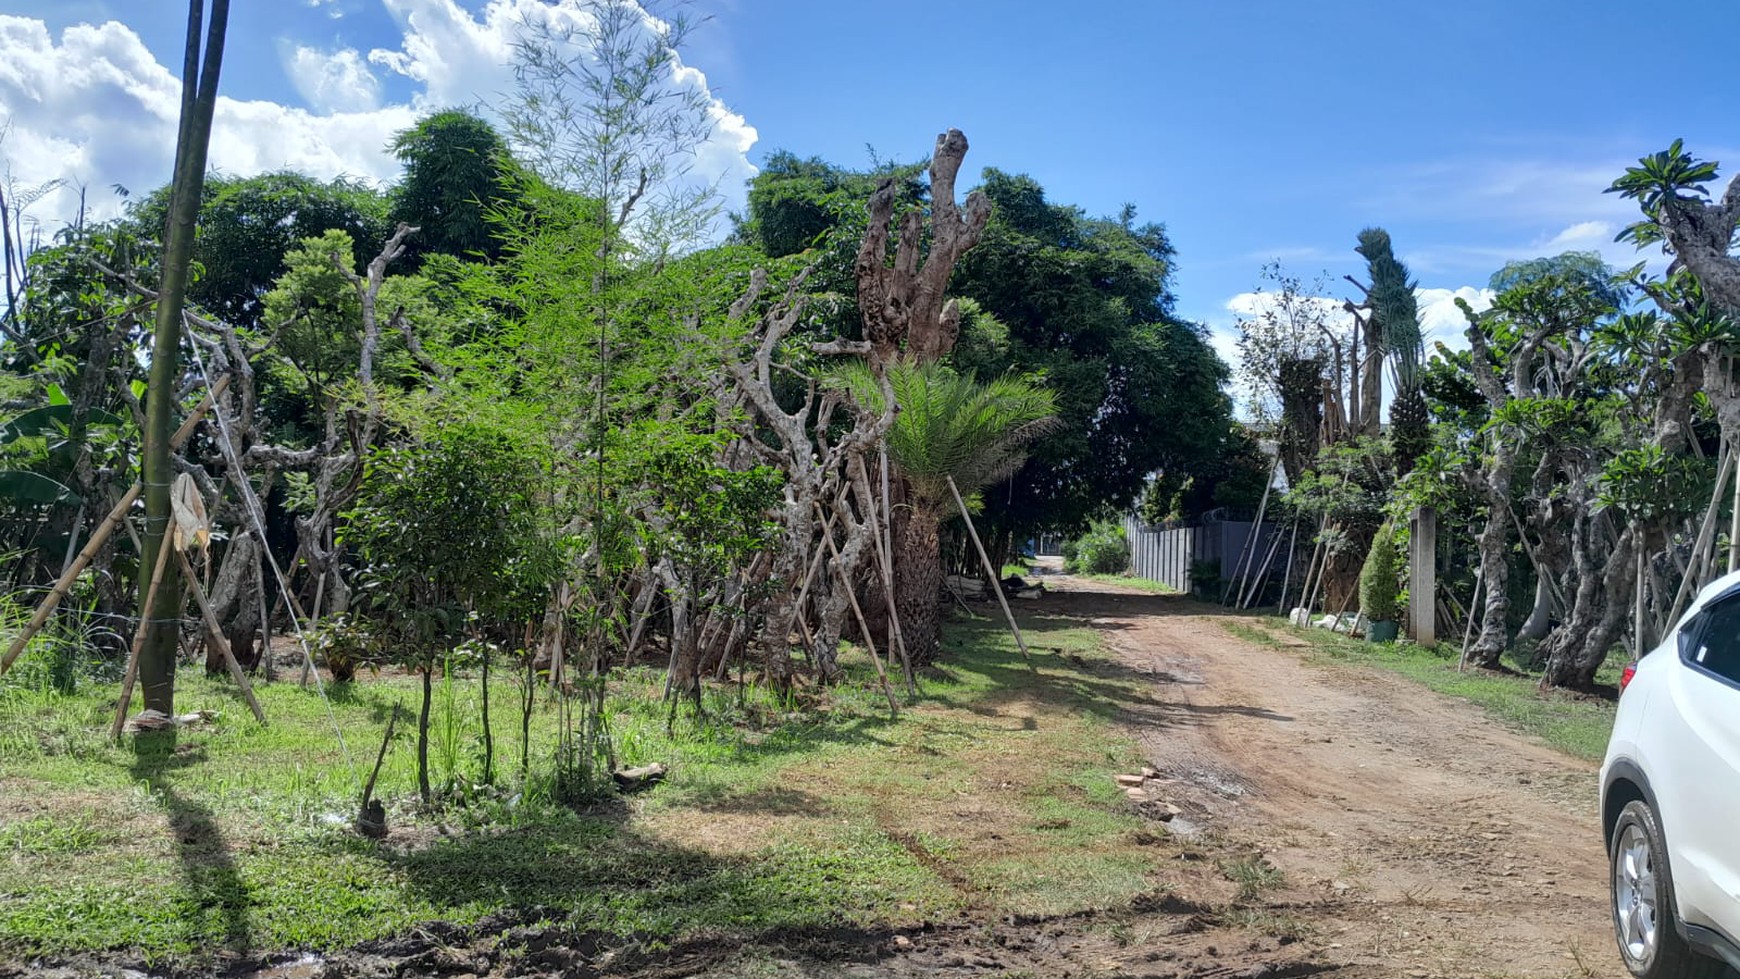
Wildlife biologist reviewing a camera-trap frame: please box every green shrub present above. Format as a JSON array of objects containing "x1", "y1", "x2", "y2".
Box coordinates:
[
  {"x1": 1358, "y1": 522, "x2": 1400, "y2": 622},
  {"x1": 1063, "y1": 519, "x2": 1130, "y2": 574},
  {"x1": 1189, "y1": 559, "x2": 1221, "y2": 597}
]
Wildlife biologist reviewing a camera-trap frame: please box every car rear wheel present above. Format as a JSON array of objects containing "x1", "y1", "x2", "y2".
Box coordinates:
[{"x1": 1611, "y1": 800, "x2": 1724, "y2": 978}]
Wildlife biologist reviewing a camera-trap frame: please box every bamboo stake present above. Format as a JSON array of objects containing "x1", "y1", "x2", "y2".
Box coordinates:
[
  {"x1": 1636, "y1": 548, "x2": 1648, "y2": 656},
  {"x1": 1296, "y1": 516, "x2": 1329, "y2": 614},
  {"x1": 947, "y1": 476, "x2": 1033, "y2": 669},
  {"x1": 1275, "y1": 520, "x2": 1300, "y2": 614},
  {"x1": 856, "y1": 455, "x2": 914, "y2": 695},
  {"x1": 1668, "y1": 445, "x2": 1734, "y2": 625},
  {"x1": 1239, "y1": 522, "x2": 1286, "y2": 609},
  {"x1": 1729, "y1": 450, "x2": 1740, "y2": 575},
  {"x1": 819, "y1": 518, "x2": 899, "y2": 716},
  {"x1": 176, "y1": 550, "x2": 266, "y2": 724},
  {"x1": 110, "y1": 533, "x2": 177, "y2": 739},
  {"x1": 1223, "y1": 456, "x2": 1279, "y2": 605},
  {"x1": 1457, "y1": 568, "x2": 1483, "y2": 672},
  {"x1": 2, "y1": 377, "x2": 232, "y2": 677}
]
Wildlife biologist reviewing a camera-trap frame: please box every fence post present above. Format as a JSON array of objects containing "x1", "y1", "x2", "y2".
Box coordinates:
[{"x1": 1410, "y1": 506, "x2": 1437, "y2": 647}]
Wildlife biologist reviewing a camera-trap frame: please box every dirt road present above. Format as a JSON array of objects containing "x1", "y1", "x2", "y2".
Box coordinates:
[{"x1": 1051, "y1": 576, "x2": 1624, "y2": 979}]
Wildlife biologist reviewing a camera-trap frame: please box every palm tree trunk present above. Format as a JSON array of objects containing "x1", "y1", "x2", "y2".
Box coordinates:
[{"x1": 896, "y1": 506, "x2": 944, "y2": 665}]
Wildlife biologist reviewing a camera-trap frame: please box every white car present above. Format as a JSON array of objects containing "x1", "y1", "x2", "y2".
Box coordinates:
[{"x1": 1602, "y1": 572, "x2": 1740, "y2": 978}]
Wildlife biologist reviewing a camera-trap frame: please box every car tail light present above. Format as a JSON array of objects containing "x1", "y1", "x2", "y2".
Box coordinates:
[{"x1": 1620, "y1": 662, "x2": 1637, "y2": 692}]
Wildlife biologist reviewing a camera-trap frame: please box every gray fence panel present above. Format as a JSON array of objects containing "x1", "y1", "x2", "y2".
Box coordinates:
[{"x1": 1123, "y1": 516, "x2": 1281, "y2": 595}]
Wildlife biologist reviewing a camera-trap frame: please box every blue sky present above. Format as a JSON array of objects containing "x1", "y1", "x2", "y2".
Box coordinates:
[{"x1": 4, "y1": 0, "x2": 1739, "y2": 360}]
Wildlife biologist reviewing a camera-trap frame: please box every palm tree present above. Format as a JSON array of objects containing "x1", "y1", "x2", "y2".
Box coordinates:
[
  {"x1": 1356, "y1": 228, "x2": 1429, "y2": 474},
  {"x1": 842, "y1": 361, "x2": 1056, "y2": 663}
]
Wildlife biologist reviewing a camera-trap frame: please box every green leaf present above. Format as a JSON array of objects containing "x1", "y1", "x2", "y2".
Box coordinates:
[
  {"x1": 45, "y1": 384, "x2": 69, "y2": 407},
  {"x1": 130, "y1": 379, "x2": 146, "y2": 401},
  {"x1": 0, "y1": 471, "x2": 78, "y2": 504},
  {"x1": 0, "y1": 405, "x2": 127, "y2": 444}
]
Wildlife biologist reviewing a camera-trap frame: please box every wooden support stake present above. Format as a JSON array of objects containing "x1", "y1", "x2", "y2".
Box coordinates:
[
  {"x1": 1729, "y1": 451, "x2": 1740, "y2": 575},
  {"x1": 819, "y1": 519, "x2": 899, "y2": 716},
  {"x1": 1457, "y1": 569, "x2": 1483, "y2": 672},
  {"x1": 110, "y1": 533, "x2": 177, "y2": 739},
  {"x1": 1636, "y1": 548, "x2": 1649, "y2": 656},
  {"x1": 856, "y1": 455, "x2": 914, "y2": 695},
  {"x1": 176, "y1": 550, "x2": 267, "y2": 725},
  {"x1": 947, "y1": 476, "x2": 1033, "y2": 669},
  {"x1": 2, "y1": 376, "x2": 231, "y2": 677},
  {"x1": 1275, "y1": 521, "x2": 1300, "y2": 614},
  {"x1": 1224, "y1": 456, "x2": 1278, "y2": 605},
  {"x1": 1239, "y1": 522, "x2": 1285, "y2": 609},
  {"x1": 1668, "y1": 445, "x2": 1734, "y2": 626}
]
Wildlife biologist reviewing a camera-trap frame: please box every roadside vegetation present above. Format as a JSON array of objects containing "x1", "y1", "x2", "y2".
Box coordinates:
[{"x1": 0, "y1": 614, "x2": 1168, "y2": 963}]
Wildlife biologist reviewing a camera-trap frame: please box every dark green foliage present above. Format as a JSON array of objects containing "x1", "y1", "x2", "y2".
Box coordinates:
[
  {"x1": 342, "y1": 422, "x2": 562, "y2": 649},
  {"x1": 1138, "y1": 426, "x2": 1270, "y2": 525},
  {"x1": 1062, "y1": 518, "x2": 1129, "y2": 574},
  {"x1": 740, "y1": 159, "x2": 1235, "y2": 540},
  {"x1": 1358, "y1": 522, "x2": 1400, "y2": 623},
  {"x1": 1608, "y1": 139, "x2": 1722, "y2": 248},
  {"x1": 1286, "y1": 436, "x2": 1393, "y2": 559},
  {"x1": 951, "y1": 170, "x2": 1233, "y2": 537},
  {"x1": 127, "y1": 172, "x2": 391, "y2": 325},
  {"x1": 390, "y1": 110, "x2": 518, "y2": 265}
]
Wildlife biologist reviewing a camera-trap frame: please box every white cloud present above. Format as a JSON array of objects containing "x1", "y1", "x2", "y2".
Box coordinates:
[
  {"x1": 1543, "y1": 219, "x2": 1612, "y2": 250},
  {"x1": 284, "y1": 45, "x2": 381, "y2": 113},
  {"x1": 0, "y1": 2, "x2": 758, "y2": 242},
  {"x1": 1417, "y1": 286, "x2": 1493, "y2": 352},
  {"x1": 1224, "y1": 289, "x2": 1346, "y2": 324}
]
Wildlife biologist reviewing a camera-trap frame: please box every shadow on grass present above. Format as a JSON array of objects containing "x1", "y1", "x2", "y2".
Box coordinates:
[
  {"x1": 127, "y1": 729, "x2": 254, "y2": 956},
  {"x1": 375, "y1": 806, "x2": 925, "y2": 938}
]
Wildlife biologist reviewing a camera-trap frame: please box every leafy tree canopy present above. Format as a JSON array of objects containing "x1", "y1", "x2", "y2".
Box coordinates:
[
  {"x1": 740, "y1": 158, "x2": 1235, "y2": 537},
  {"x1": 390, "y1": 109, "x2": 521, "y2": 265},
  {"x1": 127, "y1": 171, "x2": 391, "y2": 325}
]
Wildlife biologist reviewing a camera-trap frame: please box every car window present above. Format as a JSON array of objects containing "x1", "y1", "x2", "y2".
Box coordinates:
[{"x1": 1684, "y1": 598, "x2": 1740, "y2": 684}]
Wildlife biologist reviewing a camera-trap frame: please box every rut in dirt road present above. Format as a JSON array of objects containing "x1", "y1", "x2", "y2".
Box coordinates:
[{"x1": 1041, "y1": 577, "x2": 1628, "y2": 979}]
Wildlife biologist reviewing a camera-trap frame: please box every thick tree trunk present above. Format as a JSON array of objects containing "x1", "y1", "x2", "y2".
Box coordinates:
[
  {"x1": 757, "y1": 503, "x2": 809, "y2": 692},
  {"x1": 1540, "y1": 525, "x2": 1634, "y2": 689},
  {"x1": 1359, "y1": 318, "x2": 1384, "y2": 437},
  {"x1": 896, "y1": 507, "x2": 944, "y2": 665},
  {"x1": 1277, "y1": 357, "x2": 1323, "y2": 486},
  {"x1": 205, "y1": 530, "x2": 262, "y2": 673},
  {"x1": 1466, "y1": 513, "x2": 1511, "y2": 669},
  {"x1": 1518, "y1": 576, "x2": 1553, "y2": 641}
]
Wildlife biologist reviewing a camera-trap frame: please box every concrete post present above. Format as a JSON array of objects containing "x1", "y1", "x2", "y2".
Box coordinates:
[{"x1": 1411, "y1": 506, "x2": 1437, "y2": 647}]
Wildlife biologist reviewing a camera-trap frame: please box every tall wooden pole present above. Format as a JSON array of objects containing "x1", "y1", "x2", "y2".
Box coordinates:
[{"x1": 139, "y1": 0, "x2": 230, "y2": 715}]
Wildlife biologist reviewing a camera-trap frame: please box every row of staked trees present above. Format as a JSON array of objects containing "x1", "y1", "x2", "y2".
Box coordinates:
[
  {"x1": 0, "y1": 2, "x2": 1240, "y2": 800},
  {"x1": 1239, "y1": 141, "x2": 1740, "y2": 692}
]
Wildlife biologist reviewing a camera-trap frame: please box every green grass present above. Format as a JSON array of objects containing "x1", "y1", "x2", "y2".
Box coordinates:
[
  {"x1": 0, "y1": 610, "x2": 1169, "y2": 965},
  {"x1": 1075, "y1": 572, "x2": 1177, "y2": 594},
  {"x1": 1223, "y1": 618, "x2": 1618, "y2": 761}
]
